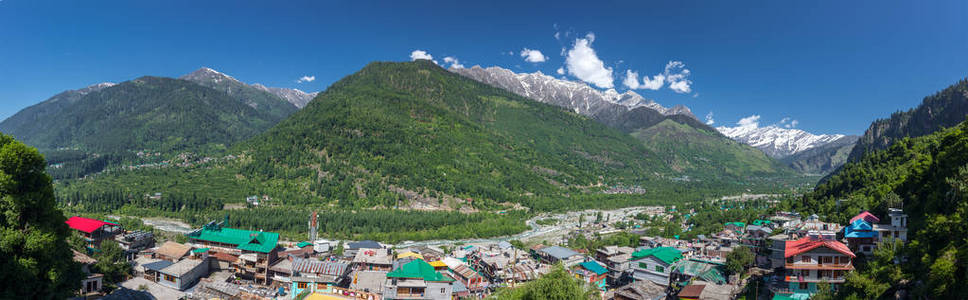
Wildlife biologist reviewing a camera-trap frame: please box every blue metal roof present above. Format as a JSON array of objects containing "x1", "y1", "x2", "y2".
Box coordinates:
[{"x1": 845, "y1": 219, "x2": 877, "y2": 238}]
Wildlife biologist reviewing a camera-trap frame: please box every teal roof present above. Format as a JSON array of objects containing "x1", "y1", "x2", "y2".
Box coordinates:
[
  {"x1": 297, "y1": 241, "x2": 313, "y2": 248},
  {"x1": 387, "y1": 259, "x2": 454, "y2": 282},
  {"x1": 752, "y1": 219, "x2": 773, "y2": 226},
  {"x1": 187, "y1": 225, "x2": 279, "y2": 253},
  {"x1": 632, "y1": 247, "x2": 683, "y2": 264},
  {"x1": 725, "y1": 222, "x2": 746, "y2": 228},
  {"x1": 578, "y1": 261, "x2": 608, "y2": 275},
  {"x1": 192, "y1": 248, "x2": 209, "y2": 253}
]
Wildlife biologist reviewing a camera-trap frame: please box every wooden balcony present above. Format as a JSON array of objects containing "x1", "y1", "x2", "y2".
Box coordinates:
[
  {"x1": 785, "y1": 263, "x2": 853, "y2": 270},
  {"x1": 784, "y1": 275, "x2": 846, "y2": 283}
]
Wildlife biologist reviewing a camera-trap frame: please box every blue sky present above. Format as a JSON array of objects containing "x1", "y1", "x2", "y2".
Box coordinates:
[{"x1": 1, "y1": 0, "x2": 966, "y2": 135}]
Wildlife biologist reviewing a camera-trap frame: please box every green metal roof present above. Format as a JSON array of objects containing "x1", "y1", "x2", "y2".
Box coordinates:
[
  {"x1": 578, "y1": 261, "x2": 608, "y2": 275},
  {"x1": 187, "y1": 226, "x2": 279, "y2": 253},
  {"x1": 297, "y1": 241, "x2": 313, "y2": 248},
  {"x1": 752, "y1": 219, "x2": 773, "y2": 226},
  {"x1": 631, "y1": 247, "x2": 683, "y2": 264},
  {"x1": 725, "y1": 222, "x2": 746, "y2": 228},
  {"x1": 192, "y1": 248, "x2": 210, "y2": 253},
  {"x1": 386, "y1": 259, "x2": 454, "y2": 282}
]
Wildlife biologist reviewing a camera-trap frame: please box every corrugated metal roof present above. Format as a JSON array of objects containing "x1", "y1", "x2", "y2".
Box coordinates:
[
  {"x1": 631, "y1": 247, "x2": 682, "y2": 264},
  {"x1": 143, "y1": 260, "x2": 174, "y2": 271},
  {"x1": 540, "y1": 246, "x2": 580, "y2": 260},
  {"x1": 386, "y1": 259, "x2": 454, "y2": 282},
  {"x1": 292, "y1": 258, "x2": 349, "y2": 276},
  {"x1": 186, "y1": 225, "x2": 279, "y2": 253}
]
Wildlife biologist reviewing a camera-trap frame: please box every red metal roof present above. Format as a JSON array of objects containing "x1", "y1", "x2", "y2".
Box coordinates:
[
  {"x1": 784, "y1": 237, "x2": 855, "y2": 258},
  {"x1": 849, "y1": 211, "x2": 880, "y2": 224},
  {"x1": 65, "y1": 216, "x2": 111, "y2": 233}
]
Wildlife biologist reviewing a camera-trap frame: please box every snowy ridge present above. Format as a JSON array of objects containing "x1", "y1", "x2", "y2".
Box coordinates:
[
  {"x1": 716, "y1": 124, "x2": 847, "y2": 158},
  {"x1": 451, "y1": 65, "x2": 696, "y2": 119},
  {"x1": 180, "y1": 67, "x2": 318, "y2": 109}
]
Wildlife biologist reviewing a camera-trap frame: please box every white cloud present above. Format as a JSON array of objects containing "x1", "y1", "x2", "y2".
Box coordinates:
[
  {"x1": 554, "y1": 32, "x2": 561, "y2": 41},
  {"x1": 556, "y1": 67, "x2": 565, "y2": 75},
  {"x1": 564, "y1": 33, "x2": 614, "y2": 89},
  {"x1": 705, "y1": 112, "x2": 715, "y2": 125},
  {"x1": 641, "y1": 74, "x2": 665, "y2": 90},
  {"x1": 623, "y1": 70, "x2": 640, "y2": 89},
  {"x1": 409, "y1": 50, "x2": 438, "y2": 64},
  {"x1": 520, "y1": 48, "x2": 547, "y2": 63},
  {"x1": 737, "y1": 115, "x2": 761, "y2": 129},
  {"x1": 443, "y1": 56, "x2": 464, "y2": 69},
  {"x1": 663, "y1": 61, "x2": 692, "y2": 93},
  {"x1": 789, "y1": 120, "x2": 799, "y2": 128},
  {"x1": 296, "y1": 75, "x2": 315, "y2": 83}
]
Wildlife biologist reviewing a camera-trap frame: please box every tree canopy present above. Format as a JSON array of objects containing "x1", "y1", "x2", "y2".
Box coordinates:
[{"x1": 0, "y1": 134, "x2": 83, "y2": 299}]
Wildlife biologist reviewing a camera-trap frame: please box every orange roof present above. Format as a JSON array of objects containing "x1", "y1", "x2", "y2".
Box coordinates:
[{"x1": 785, "y1": 238, "x2": 855, "y2": 258}]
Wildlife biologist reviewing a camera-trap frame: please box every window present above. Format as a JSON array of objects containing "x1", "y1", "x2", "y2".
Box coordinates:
[
  {"x1": 822, "y1": 256, "x2": 833, "y2": 264},
  {"x1": 786, "y1": 257, "x2": 794, "y2": 264},
  {"x1": 802, "y1": 256, "x2": 810, "y2": 263},
  {"x1": 164, "y1": 274, "x2": 176, "y2": 282},
  {"x1": 639, "y1": 262, "x2": 648, "y2": 268},
  {"x1": 297, "y1": 282, "x2": 308, "y2": 289},
  {"x1": 317, "y1": 283, "x2": 326, "y2": 289},
  {"x1": 834, "y1": 270, "x2": 843, "y2": 278},
  {"x1": 656, "y1": 265, "x2": 664, "y2": 272},
  {"x1": 799, "y1": 282, "x2": 808, "y2": 290},
  {"x1": 882, "y1": 231, "x2": 889, "y2": 237},
  {"x1": 894, "y1": 231, "x2": 899, "y2": 238},
  {"x1": 441, "y1": 288, "x2": 445, "y2": 294}
]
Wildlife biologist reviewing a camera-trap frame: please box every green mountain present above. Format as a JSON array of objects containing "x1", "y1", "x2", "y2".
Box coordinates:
[
  {"x1": 847, "y1": 78, "x2": 968, "y2": 162},
  {"x1": 780, "y1": 135, "x2": 858, "y2": 174},
  {"x1": 793, "y1": 120, "x2": 968, "y2": 298},
  {"x1": 629, "y1": 118, "x2": 789, "y2": 177},
  {"x1": 179, "y1": 67, "x2": 299, "y2": 120},
  {"x1": 0, "y1": 76, "x2": 279, "y2": 153},
  {"x1": 240, "y1": 60, "x2": 675, "y2": 207}
]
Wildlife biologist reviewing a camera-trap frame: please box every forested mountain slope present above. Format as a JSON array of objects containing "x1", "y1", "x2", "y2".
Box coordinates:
[
  {"x1": 848, "y1": 78, "x2": 968, "y2": 162},
  {"x1": 793, "y1": 120, "x2": 968, "y2": 298},
  {"x1": 0, "y1": 76, "x2": 279, "y2": 153},
  {"x1": 453, "y1": 65, "x2": 794, "y2": 179}
]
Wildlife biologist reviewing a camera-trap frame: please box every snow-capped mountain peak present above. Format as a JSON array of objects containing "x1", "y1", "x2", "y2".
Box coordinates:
[
  {"x1": 180, "y1": 67, "x2": 240, "y2": 85},
  {"x1": 450, "y1": 65, "x2": 695, "y2": 119},
  {"x1": 716, "y1": 119, "x2": 846, "y2": 158},
  {"x1": 251, "y1": 83, "x2": 318, "y2": 108}
]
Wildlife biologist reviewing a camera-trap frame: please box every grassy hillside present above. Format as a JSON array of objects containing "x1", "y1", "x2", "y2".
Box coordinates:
[{"x1": 793, "y1": 120, "x2": 968, "y2": 298}]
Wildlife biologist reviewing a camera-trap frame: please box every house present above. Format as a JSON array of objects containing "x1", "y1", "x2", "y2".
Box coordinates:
[
  {"x1": 428, "y1": 260, "x2": 448, "y2": 272},
  {"x1": 155, "y1": 241, "x2": 192, "y2": 261},
  {"x1": 609, "y1": 280, "x2": 667, "y2": 300},
  {"x1": 73, "y1": 250, "x2": 103, "y2": 296},
  {"x1": 767, "y1": 234, "x2": 790, "y2": 269},
  {"x1": 595, "y1": 246, "x2": 634, "y2": 286},
  {"x1": 630, "y1": 246, "x2": 683, "y2": 285},
  {"x1": 781, "y1": 235, "x2": 855, "y2": 297},
  {"x1": 677, "y1": 281, "x2": 733, "y2": 300},
  {"x1": 873, "y1": 208, "x2": 908, "y2": 242},
  {"x1": 383, "y1": 259, "x2": 455, "y2": 300},
  {"x1": 536, "y1": 246, "x2": 583, "y2": 267},
  {"x1": 350, "y1": 270, "x2": 388, "y2": 296},
  {"x1": 573, "y1": 261, "x2": 608, "y2": 291},
  {"x1": 724, "y1": 222, "x2": 745, "y2": 233},
  {"x1": 752, "y1": 219, "x2": 775, "y2": 229},
  {"x1": 670, "y1": 259, "x2": 727, "y2": 286},
  {"x1": 290, "y1": 259, "x2": 351, "y2": 298},
  {"x1": 144, "y1": 257, "x2": 211, "y2": 290},
  {"x1": 115, "y1": 230, "x2": 155, "y2": 261},
  {"x1": 353, "y1": 248, "x2": 393, "y2": 271},
  {"x1": 844, "y1": 219, "x2": 878, "y2": 255},
  {"x1": 346, "y1": 240, "x2": 382, "y2": 257},
  {"x1": 65, "y1": 216, "x2": 122, "y2": 249},
  {"x1": 185, "y1": 221, "x2": 280, "y2": 285},
  {"x1": 447, "y1": 262, "x2": 486, "y2": 292},
  {"x1": 397, "y1": 251, "x2": 425, "y2": 261}
]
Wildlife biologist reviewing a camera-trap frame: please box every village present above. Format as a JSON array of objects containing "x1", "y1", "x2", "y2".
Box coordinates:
[{"x1": 64, "y1": 203, "x2": 910, "y2": 300}]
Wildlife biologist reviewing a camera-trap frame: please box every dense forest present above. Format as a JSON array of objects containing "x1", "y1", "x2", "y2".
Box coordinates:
[
  {"x1": 793, "y1": 119, "x2": 968, "y2": 298},
  {"x1": 847, "y1": 78, "x2": 968, "y2": 162}
]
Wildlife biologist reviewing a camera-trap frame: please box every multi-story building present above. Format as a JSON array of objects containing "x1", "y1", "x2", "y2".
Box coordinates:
[
  {"x1": 780, "y1": 235, "x2": 855, "y2": 297},
  {"x1": 185, "y1": 221, "x2": 280, "y2": 285},
  {"x1": 65, "y1": 216, "x2": 122, "y2": 249},
  {"x1": 572, "y1": 261, "x2": 608, "y2": 291},
  {"x1": 874, "y1": 208, "x2": 908, "y2": 242},
  {"x1": 630, "y1": 246, "x2": 683, "y2": 285},
  {"x1": 536, "y1": 246, "x2": 583, "y2": 267},
  {"x1": 383, "y1": 259, "x2": 454, "y2": 300}
]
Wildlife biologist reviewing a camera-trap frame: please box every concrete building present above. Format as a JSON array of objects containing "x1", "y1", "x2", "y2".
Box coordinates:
[
  {"x1": 630, "y1": 246, "x2": 683, "y2": 286},
  {"x1": 383, "y1": 259, "x2": 454, "y2": 300},
  {"x1": 780, "y1": 235, "x2": 855, "y2": 298}
]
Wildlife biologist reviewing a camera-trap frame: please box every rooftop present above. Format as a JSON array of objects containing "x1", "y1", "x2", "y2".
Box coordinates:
[
  {"x1": 577, "y1": 261, "x2": 608, "y2": 275},
  {"x1": 632, "y1": 246, "x2": 683, "y2": 264},
  {"x1": 66, "y1": 216, "x2": 114, "y2": 234},
  {"x1": 160, "y1": 258, "x2": 204, "y2": 277},
  {"x1": 850, "y1": 211, "x2": 880, "y2": 224},
  {"x1": 540, "y1": 246, "x2": 581, "y2": 260},
  {"x1": 186, "y1": 223, "x2": 279, "y2": 254},
  {"x1": 785, "y1": 237, "x2": 855, "y2": 258},
  {"x1": 386, "y1": 259, "x2": 454, "y2": 282}
]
